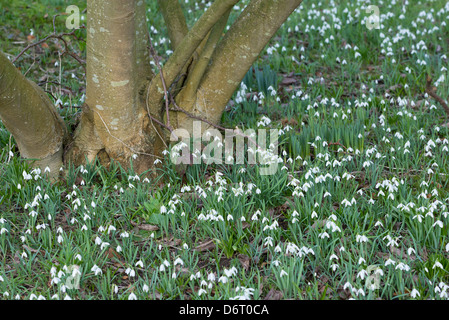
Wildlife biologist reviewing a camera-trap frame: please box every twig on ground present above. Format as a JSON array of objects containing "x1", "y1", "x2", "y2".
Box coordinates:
[{"x1": 425, "y1": 75, "x2": 449, "y2": 116}]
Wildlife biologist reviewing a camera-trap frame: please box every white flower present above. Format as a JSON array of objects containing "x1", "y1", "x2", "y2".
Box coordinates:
[
  {"x1": 223, "y1": 267, "x2": 238, "y2": 277},
  {"x1": 357, "y1": 270, "x2": 368, "y2": 280},
  {"x1": 318, "y1": 232, "x2": 329, "y2": 239},
  {"x1": 395, "y1": 263, "x2": 410, "y2": 271},
  {"x1": 135, "y1": 260, "x2": 144, "y2": 268},
  {"x1": 356, "y1": 235, "x2": 368, "y2": 243},
  {"x1": 410, "y1": 288, "x2": 420, "y2": 298},
  {"x1": 385, "y1": 258, "x2": 396, "y2": 266},
  {"x1": 107, "y1": 225, "x2": 116, "y2": 234},
  {"x1": 128, "y1": 292, "x2": 137, "y2": 300},
  {"x1": 329, "y1": 254, "x2": 339, "y2": 261},
  {"x1": 125, "y1": 268, "x2": 136, "y2": 277},
  {"x1": 173, "y1": 258, "x2": 183, "y2": 266},
  {"x1": 91, "y1": 265, "x2": 102, "y2": 275},
  {"x1": 100, "y1": 242, "x2": 110, "y2": 250},
  {"x1": 120, "y1": 231, "x2": 129, "y2": 238}
]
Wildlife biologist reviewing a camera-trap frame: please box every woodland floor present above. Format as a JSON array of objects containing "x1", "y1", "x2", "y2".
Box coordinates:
[{"x1": 0, "y1": 0, "x2": 449, "y2": 300}]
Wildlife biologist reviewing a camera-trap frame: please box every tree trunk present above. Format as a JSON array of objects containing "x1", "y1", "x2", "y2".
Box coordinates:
[
  {"x1": 0, "y1": 52, "x2": 66, "y2": 177},
  {"x1": 174, "y1": 0, "x2": 303, "y2": 132},
  {"x1": 0, "y1": 0, "x2": 304, "y2": 177},
  {"x1": 66, "y1": 0, "x2": 159, "y2": 173}
]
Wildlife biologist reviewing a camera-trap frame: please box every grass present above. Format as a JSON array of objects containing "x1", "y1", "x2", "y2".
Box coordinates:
[{"x1": 0, "y1": 0, "x2": 449, "y2": 300}]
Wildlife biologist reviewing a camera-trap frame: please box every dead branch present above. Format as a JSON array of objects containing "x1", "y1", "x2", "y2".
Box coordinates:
[
  {"x1": 148, "y1": 35, "x2": 172, "y2": 131},
  {"x1": 13, "y1": 15, "x2": 86, "y2": 71}
]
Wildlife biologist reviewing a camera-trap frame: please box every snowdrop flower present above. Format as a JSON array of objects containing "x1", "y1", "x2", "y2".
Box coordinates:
[
  {"x1": 135, "y1": 260, "x2": 144, "y2": 268},
  {"x1": 120, "y1": 231, "x2": 129, "y2": 238},
  {"x1": 100, "y1": 242, "x2": 110, "y2": 250},
  {"x1": 218, "y1": 276, "x2": 228, "y2": 284},
  {"x1": 125, "y1": 268, "x2": 136, "y2": 277},
  {"x1": 432, "y1": 261, "x2": 444, "y2": 270},
  {"x1": 356, "y1": 235, "x2": 369, "y2": 243},
  {"x1": 357, "y1": 269, "x2": 368, "y2": 280},
  {"x1": 224, "y1": 267, "x2": 238, "y2": 277},
  {"x1": 264, "y1": 236, "x2": 274, "y2": 247},
  {"x1": 207, "y1": 273, "x2": 216, "y2": 282},
  {"x1": 410, "y1": 288, "x2": 420, "y2": 298},
  {"x1": 433, "y1": 220, "x2": 444, "y2": 228},
  {"x1": 395, "y1": 263, "x2": 410, "y2": 271},
  {"x1": 91, "y1": 265, "x2": 102, "y2": 275},
  {"x1": 198, "y1": 289, "x2": 207, "y2": 297},
  {"x1": 174, "y1": 258, "x2": 183, "y2": 266},
  {"x1": 329, "y1": 254, "x2": 339, "y2": 261},
  {"x1": 319, "y1": 232, "x2": 329, "y2": 239},
  {"x1": 385, "y1": 258, "x2": 396, "y2": 266},
  {"x1": 94, "y1": 237, "x2": 102, "y2": 245}
]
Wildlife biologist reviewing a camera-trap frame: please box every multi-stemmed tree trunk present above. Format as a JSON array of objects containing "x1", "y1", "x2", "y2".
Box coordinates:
[{"x1": 0, "y1": 0, "x2": 303, "y2": 179}]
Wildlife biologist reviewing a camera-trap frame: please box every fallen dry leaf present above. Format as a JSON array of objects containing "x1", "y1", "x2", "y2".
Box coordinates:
[
  {"x1": 106, "y1": 247, "x2": 122, "y2": 260},
  {"x1": 237, "y1": 254, "x2": 250, "y2": 271},
  {"x1": 264, "y1": 288, "x2": 284, "y2": 300},
  {"x1": 158, "y1": 237, "x2": 182, "y2": 247},
  {"x1": 311, "y1": 220, "x2": 327, "y2": 230},
  {"x1": 13, "y1": 252, "x2": 22, "y2": 266},
  {"x1": 280, "y1": 77, "x2": 297, "y2": 86},
  {"x1": 194, "y1": 239, "x2": 216, "y2": 252},
  {"x1": 130, "y1": 220, "x2": 159, "y2": 231},
  {"x1": 22, "y1": 244, "x2": 39, "y2": 253}
]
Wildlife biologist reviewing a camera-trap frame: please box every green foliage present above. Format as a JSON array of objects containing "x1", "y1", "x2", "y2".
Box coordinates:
[{"x1": 1, "y1": 0, "x2": 449, "y2": 301}]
